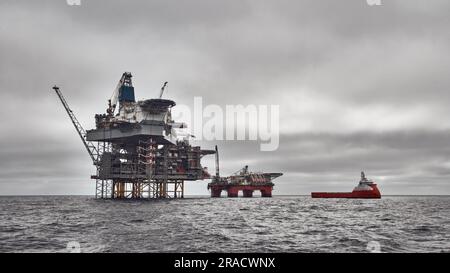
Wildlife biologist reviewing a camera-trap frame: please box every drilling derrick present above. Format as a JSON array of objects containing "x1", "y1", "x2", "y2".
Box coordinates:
[{"x1": 53, "y1": 72, "x2": 214, "y2": 199}]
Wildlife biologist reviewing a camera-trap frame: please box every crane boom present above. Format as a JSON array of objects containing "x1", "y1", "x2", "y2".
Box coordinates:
[
  {"x1": 108, "y1": 72, "x2": 133, "y2": 115},
  {"x1": 233, "y1": 165, "x2": 249, "y2": 176},
  {"x1": 52, "y1": 86, "x2": 99, "y2": 164},
  {"x1": 159, "y1": 81, "x2": 168, "y2": 99}
]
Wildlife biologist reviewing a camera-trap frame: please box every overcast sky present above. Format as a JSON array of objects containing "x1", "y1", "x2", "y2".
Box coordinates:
[{"x1": 1, "y1": 0, "x2": 450, "y2": 195}]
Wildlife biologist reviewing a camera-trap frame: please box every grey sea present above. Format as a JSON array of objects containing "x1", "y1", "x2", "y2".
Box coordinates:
[{"x1": 0, "y1": 196, "x2": 449, "y2": 253}]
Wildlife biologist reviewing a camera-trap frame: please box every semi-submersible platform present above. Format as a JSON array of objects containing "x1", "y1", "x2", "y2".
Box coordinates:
[
  {"x1": 208, "y1": 146, "x2": 282, "y2": 197},
  {"x1": 52, "y1": 72, "x2": 282, "y2": 199}
]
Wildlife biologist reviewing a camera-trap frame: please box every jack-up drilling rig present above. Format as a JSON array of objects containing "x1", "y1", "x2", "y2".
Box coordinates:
[{"x1": 53, "y1": 72, "x2": 214, "y2": 199}]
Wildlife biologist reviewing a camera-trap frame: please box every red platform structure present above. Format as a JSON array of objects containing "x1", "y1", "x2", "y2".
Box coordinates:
[{"x1": 207, "y1": 146, "x2": 282, "y2": 198}]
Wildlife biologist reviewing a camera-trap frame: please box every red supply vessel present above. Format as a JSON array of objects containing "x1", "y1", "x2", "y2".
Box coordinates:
[{"x1": 311, "y1": 172, "x2": 381, "y2": 199}]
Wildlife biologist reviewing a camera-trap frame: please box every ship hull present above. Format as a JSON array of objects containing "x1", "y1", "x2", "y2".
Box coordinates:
[
  {"x1": 311, "y1": 185, "x2": 381, "y2": 199},
  {"x1": 311, "y1": 192, "x2": 381, "y2": 199}
]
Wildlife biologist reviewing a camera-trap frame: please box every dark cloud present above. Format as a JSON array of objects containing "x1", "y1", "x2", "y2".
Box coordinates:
[{"x1": 0, "y1": 0, "x2": 449, "y2": 195}]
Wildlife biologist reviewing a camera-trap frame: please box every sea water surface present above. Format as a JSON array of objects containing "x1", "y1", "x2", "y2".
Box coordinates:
[{"x1": 0, "y1": 196, "x2": 449, "y2": 253}]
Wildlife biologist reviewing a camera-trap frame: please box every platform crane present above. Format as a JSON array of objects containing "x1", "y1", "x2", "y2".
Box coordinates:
[
  {"x1": 107, "y1": 72, "x2": 133, "y2": 116},
  {"x1": 52, "y1": 86, "x2": 99, "y2": 164},
  {"x1": 233, "y1": 165, "x2": 249, "y2": 176},
  {"x1": 159, "y1": 81, "x2": 168, "y2": 99}
]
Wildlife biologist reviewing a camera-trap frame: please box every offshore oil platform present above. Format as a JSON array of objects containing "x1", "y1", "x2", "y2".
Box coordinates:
[
  {"x1": 53, "y1": 72, "x2": 214, "y2": 199},
  {"x1": 52, "y1": 72, "x2": 282, "y2": 199}
]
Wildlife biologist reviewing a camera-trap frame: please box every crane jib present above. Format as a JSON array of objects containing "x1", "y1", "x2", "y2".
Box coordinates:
[{"x1": 52, "y1": 86, "x2": 99, "y2": 164}]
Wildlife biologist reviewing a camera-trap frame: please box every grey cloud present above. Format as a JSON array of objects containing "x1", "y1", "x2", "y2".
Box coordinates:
[{"x1": 0, "y1": 0, "x2": 449, "y2": 195}]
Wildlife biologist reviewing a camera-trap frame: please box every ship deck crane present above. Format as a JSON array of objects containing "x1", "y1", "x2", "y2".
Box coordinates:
[
  {"x1": 233, "y1": 165, "x2": 249, "y2": 176},
  {"x1": 52, "y1": 86, "x2": 99, "y2": 164}
]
